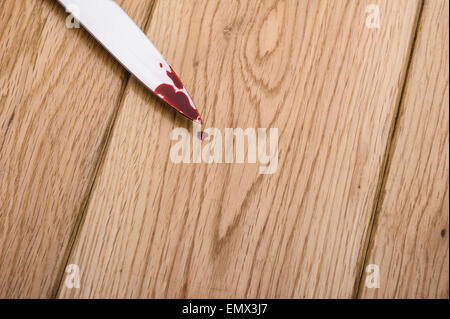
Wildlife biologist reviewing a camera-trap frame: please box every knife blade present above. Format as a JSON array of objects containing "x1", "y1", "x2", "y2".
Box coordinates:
[{"x1": 58, "y1": 0, "x2": 202, "y2": 124}]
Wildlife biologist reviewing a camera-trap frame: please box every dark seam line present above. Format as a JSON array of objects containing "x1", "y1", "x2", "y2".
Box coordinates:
[
  {"x1": 352, "y1": 0, "x2": 426, "y2": 299},
  {"x1": 50, "y1": 0, "x2": 159, "y2": 298}
]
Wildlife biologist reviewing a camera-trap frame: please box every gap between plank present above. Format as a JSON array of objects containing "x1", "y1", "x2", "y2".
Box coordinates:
[
  {"x1": 352, "y1": 0, "x2": 426, "y2": 299},
  {"x1": 49, "y1": 0, "x2": 426, "y2": 298},
  {"x1": 51, "y1": 0, "x2": 159, "y2": 298}
]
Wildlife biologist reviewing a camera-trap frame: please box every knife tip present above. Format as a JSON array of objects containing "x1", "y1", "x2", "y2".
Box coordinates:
[{"x1": 194, "y1": 117, "x2": 203, "y2": 125}]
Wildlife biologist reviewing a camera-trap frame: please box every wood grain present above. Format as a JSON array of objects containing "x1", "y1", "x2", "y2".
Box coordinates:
[
  {"x1": 360, "y1": 0, "x2": 449, "y2": 299},
  {"x1": 58, "y1": 0, "x2": 422, "y2": 298},
  {"x1": 0, "y1": 0, "x2": 154, "y2": 298}
]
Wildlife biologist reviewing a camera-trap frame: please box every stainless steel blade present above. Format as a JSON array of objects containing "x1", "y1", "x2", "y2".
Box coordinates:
[{"x1": 58, "y1": 0, "x2": 201, "y2": 123}]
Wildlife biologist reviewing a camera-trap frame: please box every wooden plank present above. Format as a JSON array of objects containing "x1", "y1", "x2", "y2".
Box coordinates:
[
  {"x1": 359, "y1": 0, "x2": 449, "y2": 299},
  {"x1": 58, "y1": 0, "x2": 421, "y2": 298},
  {"x1": 0, "y1": 0, "x2": 154, "y2": 298}
]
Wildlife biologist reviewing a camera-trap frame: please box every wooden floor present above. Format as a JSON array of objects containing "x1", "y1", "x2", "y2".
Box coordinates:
[{"x1": 0, "y1": 0, "x2": 448, "y2": 299}]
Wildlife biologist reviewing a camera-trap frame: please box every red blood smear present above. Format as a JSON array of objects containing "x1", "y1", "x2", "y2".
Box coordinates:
[
  {"x1": 197, "y1": 131, "x2": 208, "y2": 140},
  {"x1": 155, "y1": 84, "x2": 200, "y2": 121},
  {"x1": 166, "y1": 66, "x2": 184, "y2": 90}
]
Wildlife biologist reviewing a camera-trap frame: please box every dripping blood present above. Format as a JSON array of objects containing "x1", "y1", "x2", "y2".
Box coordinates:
[{"x1": 197, "y1": 131, "x2": 208, "y2": 141}]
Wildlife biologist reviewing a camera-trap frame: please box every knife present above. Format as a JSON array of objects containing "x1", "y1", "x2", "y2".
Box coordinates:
[{"x1": 58, "y1": 0, "x2": 202, "y2": 124}]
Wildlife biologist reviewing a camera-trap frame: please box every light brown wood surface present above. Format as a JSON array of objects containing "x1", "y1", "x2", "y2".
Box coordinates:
[
  {"x1": 57, "y1": 0, "x2": 423, "y2": 298},
  {"x1": 1, "y1": 0, "x2": 448, "y2": 299},
  {"x1": 360, "y1": 0, "x2": 449, "y2": 299},
  {"x1": 0, "y1": 0, "x2": 155, "y2": 298}
]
